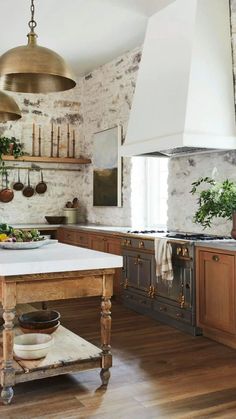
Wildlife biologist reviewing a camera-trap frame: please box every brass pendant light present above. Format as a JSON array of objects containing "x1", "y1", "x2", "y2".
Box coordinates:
[
  {"x1": 0, "y1": 0, "x2": 76, "y2": 94},
  {"x1": 0, "y1": 91, "x2": 21, "y2": 122}
]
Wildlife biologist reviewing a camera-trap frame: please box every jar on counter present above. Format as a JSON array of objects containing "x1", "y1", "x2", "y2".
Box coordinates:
[{"x1": 63, "y1": 208, "x2": 79, "y2": 224}]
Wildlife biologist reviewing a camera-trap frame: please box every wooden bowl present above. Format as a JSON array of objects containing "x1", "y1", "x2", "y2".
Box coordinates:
[
  {"x1": 45, "y1": 216, "x2": 66, "y2": 224},
  {"x1": 20, "y1": 321, "x2": 60, "y2": 335},
  {"x1": 18, "y1": 310, "x2": 61, "y2": 330},
  {"x1": 14, "y1": 333, "x2": 54, "y2": 360}
]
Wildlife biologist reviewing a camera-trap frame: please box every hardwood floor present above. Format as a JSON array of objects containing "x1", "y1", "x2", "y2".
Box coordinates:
[{"x1": 2, "y1": 298, "x2": 236, "y2": 418}]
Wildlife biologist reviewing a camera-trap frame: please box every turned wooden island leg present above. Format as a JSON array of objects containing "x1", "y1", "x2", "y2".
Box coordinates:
[
  {"x1": 1, "y1": 282, "x2": 16, "y2": 405},
  {"x1": 100, "y1": 296, "x2": 112, "y2": 386},
  {"x1": 1, "y1": 308, "x2": 15, "y2": 404}
]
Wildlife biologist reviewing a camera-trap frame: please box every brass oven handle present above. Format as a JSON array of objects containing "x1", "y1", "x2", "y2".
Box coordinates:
[{"x1": 212, "y1": 255, "x2": 219, "y2": 262}]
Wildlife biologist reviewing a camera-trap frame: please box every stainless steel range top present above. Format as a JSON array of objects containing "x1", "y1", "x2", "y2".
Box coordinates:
[{"x1": 127, "y1": 230, "x2": 231, "y2": 242}]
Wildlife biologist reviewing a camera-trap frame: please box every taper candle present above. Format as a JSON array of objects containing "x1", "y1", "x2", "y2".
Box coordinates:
[
  {"x1": 32, "y1": 123, "x2": 35, "y2": 156},
  {"x1": 67, "y1": 123, "x2": 70, "y2": 158},
  {"x1": 50, "y1": 122, "x2": 54, "y2": 157},
  {"x1": 38, "y1": 126, "x2": 41, "y2": 157},
  {"x1": 72, "y1": 129, "x2": 75, "y2": 158},
  {"x1": 57, "y1": 126, "x2": 60, "y2": 158}
]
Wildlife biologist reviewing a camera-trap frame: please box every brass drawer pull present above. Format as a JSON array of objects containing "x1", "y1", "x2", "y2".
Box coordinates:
[
  {"x1": 212, "y1": 255, "x2": 219, "y2": 262},
  {"x1": 159, "y1": 306, "x2": 167, "y2": 312}
]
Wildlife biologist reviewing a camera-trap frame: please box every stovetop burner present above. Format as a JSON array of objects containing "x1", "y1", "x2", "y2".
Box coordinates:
[
  {"x1": 127, "y1": 230, "x2": 231, "y2": 241},
  {"x1": 165, "y1": 233, "x2": 230, "y2": 240}
]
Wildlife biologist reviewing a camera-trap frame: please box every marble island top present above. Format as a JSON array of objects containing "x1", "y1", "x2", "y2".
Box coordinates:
[{"x1": 0, "y1": 242, "x2": 123, "y2": 276}]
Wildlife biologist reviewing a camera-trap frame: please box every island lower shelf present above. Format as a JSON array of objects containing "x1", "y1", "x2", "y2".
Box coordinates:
[{"x1": 0, "y1": 325, "x2": 102, "y2": 384}]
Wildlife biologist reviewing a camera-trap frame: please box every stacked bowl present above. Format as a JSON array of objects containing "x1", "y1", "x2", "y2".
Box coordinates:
[{"x1": 18, "y1": 310, "x2": 60, "y2": 334}]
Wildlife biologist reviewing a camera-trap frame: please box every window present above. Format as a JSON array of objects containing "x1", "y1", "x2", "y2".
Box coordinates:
[{"x1": 131, "y1": 157, "x2": 168, "y2": 228}]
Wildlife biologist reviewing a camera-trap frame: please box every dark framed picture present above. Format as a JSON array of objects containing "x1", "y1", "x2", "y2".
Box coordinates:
[{"x1": 93, "y1": 125, "x2": 122, "y2": 207}]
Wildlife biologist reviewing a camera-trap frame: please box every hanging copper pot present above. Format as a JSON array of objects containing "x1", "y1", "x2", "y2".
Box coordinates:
[
  {"x1": 35, "y1": 170, "x2": 47, "y2": 194},
  {"x1": 0, "y1": 172, "x2": 14, "y2": 203}
]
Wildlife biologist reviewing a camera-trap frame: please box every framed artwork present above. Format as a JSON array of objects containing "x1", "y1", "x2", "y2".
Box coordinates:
[{"x1": 93, "y1": 125, "x2": 122, "y2": 207}]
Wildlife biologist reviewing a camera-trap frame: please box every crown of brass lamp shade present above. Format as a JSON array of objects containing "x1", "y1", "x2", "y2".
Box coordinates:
[
  {"x1": 0, "y1": 0, "x2": 76, "y2": 94},
  {"x1": 0, "y1": 91, "x2": 21, "y2": 122}
]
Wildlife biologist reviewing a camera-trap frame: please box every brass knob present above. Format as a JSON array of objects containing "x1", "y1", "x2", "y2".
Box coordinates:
[
  {"x1": 159, "y1": 306, "x2": 167, "y2": 312},
  {"x1": 212, "y1": 255, "x2": 219, "y2": 262},
  {"x1": 127, "y1": 240, "x2": 131, "y2": 246},
  {"x1": 182, "y1": 247, "x2": 188, "y2": 257},
  {"x1": 121, "y1": 239, "x2": 127, "y2": 246},
  {"x1": 177, "y1": 247, "x2": 182, "y2": 256},
  {"x1": 139, "y1": 241, "x2": 144, "y2": 248}
]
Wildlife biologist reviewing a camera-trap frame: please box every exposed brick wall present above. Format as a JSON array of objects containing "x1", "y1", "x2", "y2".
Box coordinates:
[{"x1": 0, "y1": 47, "x2": 141, "y2": 225}]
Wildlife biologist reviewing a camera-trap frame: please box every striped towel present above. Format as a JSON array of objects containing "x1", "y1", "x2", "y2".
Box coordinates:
[{"x1": 155, "y1": 238, "x2": 173, "y2": 284}]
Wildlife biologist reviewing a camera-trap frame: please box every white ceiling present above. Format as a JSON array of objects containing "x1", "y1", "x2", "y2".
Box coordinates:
[{"x1": 0, "y1": 0, "x2": 175, "y2": 76}]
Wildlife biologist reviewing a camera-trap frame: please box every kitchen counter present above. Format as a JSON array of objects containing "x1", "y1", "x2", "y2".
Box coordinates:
[
  {"x1": 0, "y1": 242, "x2": 123, "y2": 276},
  {"x1": 195, "y1": 241, "x2": 236, "y2": 251},
  {"x1": 0, "y1": 241, "x2": 121, "y2": 405},
  {"x1": 12, "y1": 224, "x2": 60, "y2": 230}
]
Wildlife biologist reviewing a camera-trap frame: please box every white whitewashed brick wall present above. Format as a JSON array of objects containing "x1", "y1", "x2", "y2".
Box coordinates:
[{"x1": 0, "y1": 47, "x2": 141, "y2": 225}]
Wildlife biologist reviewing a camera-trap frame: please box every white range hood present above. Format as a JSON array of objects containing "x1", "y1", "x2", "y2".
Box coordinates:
[{"x1": 121, "y1": 0, "x2": 236, "y2": 157}]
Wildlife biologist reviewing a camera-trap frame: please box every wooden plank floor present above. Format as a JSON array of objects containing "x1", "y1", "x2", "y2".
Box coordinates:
[{"x1": 2, "y1": 298, "x2": 236, "y2": 418}]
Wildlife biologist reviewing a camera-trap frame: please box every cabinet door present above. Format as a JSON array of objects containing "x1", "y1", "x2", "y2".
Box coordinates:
[
  {"x1": 125, "y1": 251, "x2": 153, "y2": 293},
  {"x1": 197, "y1": 250, "x2": 235, "y2": 334},
  {"x1": 90, "y1": 234, "x2": 106, "y2": 252}
]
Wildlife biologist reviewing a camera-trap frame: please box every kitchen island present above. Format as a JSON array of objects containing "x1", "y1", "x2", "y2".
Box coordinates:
[{"x1": 0, "y1": 242, "x2": 123, "y2": 405}]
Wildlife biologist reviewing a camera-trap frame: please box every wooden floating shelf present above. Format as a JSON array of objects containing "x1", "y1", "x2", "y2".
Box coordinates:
[{"x1": 2, "y1": 155, "x2": 91, "y2": 165}]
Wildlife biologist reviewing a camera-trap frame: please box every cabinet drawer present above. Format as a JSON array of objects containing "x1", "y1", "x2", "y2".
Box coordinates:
[
  {"x1": 76, "y1": 234, "x2": 89, "y2": 247},
  {"x1": 62, "y1": 230, "x2": 77, "y2": 244},
  {"x1": 123, "y1": 290, "x2": 152, "y2": 309},
  {"x1": 154, "y1": 301, "x2": 192, "y2": 324}
]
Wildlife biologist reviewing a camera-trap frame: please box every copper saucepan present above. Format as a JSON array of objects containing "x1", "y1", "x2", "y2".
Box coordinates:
[
  {"x1": 36, "y1": 170, "x2": 47, "y2": 194},
  {"x1": 0, "y1": 172, "x2": 14, "y2": 203},
  {"x1": 13, "y1": 169, "x2": 24, "y2": 191},
  {"x1": 23, "y1": 170, "x2": 34, "y2": 198}
]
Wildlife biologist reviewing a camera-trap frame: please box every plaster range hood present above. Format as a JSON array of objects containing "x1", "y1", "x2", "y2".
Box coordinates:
[{"x1": 121, "y1": 0, "x2": 236, "y2": 158}]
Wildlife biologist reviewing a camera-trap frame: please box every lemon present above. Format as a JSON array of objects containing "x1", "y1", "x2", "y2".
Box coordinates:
[{"x1": 0, "y1": 234, "x2": 8, "y2": 242}]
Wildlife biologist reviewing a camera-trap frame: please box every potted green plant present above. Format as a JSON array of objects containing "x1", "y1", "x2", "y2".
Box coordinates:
[
  {"x1": 190, "y1": 177, "x2": 236, "y2": 237},
  {"x1": 0, "y1": 136, "x2": 24, "y2": 160}
]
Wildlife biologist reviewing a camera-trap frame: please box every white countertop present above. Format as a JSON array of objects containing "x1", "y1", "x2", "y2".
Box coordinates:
[
  {"x1": 196, "y1": 242, "x2": 236, "y2": 251},
  {"x1": 0, "y1": 242, "x2": 123, "y2": 276}
]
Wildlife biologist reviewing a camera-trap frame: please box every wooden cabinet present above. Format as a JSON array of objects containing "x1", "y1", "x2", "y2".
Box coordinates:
[
  {"x1": 58, "y1": 227, "x2": 122, "y2": 297},
  {"x1": 196, "y1": 247, "x2": 236, "y2": 348},
  {"x1": 122, "y1": 247, "x2": 156, "y2": 314},
  {"x1": 57, "y1": 228, "x2": 90, "y2": 248}
]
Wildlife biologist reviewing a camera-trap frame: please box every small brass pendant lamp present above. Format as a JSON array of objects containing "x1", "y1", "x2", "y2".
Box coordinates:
[
  {"x1": 0, "y1": 0, "x2": 76, "y2": 94},
  {"x1": 0, "y1": 91, "x2": 21, "y2": 122}
]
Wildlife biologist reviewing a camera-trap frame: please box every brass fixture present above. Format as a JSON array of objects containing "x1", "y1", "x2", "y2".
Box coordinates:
[
  {"x1": 0, "y1": 91, "x2": 21, "y2": 122},
  {"x1": 139, "y1": 241, "x2": 144, "y2": 248},
  {"x1": 0, "y1": 0, "x2": 76, "y2": 93},
  {"x1": 177, "y1": 247, "x2": 182, "y2": 256}
]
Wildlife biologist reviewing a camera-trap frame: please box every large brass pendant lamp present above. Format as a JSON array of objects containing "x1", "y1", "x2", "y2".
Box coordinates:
[
  {"x1": 0, "y1": 91, "x2": 21, "y2": 122},
  {"x1": 0, "y1": 0, "x2": 76, "y2": 94}
]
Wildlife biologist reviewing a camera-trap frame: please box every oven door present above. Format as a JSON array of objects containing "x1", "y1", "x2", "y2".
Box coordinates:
[{"x1": 156, "y1": 257, "x2": 193, "y2": 308}]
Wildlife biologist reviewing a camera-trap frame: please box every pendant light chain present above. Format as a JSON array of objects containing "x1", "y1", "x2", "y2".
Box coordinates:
[{"x1": 28, "y1": 0, "x2": 37, "y2": 32}]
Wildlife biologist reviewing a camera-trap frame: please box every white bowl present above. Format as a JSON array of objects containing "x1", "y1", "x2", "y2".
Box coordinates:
[{"x1": 14, "y1": 333, "x2": 54, "y2": 360}]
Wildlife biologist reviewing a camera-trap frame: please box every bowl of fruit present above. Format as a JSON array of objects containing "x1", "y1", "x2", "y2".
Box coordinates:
[{"x1": 0, "y1": 224, "x2": 50, "y2": 249}]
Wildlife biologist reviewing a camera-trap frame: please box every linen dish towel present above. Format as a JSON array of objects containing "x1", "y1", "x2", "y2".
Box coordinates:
[{"x1": 155, "y1": 238, "x2": 173, "y2": 284}]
